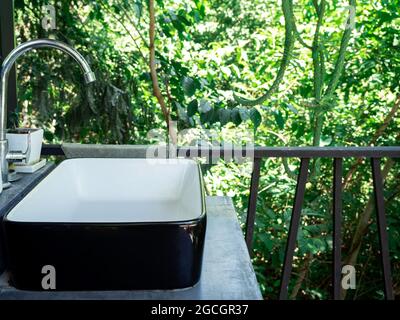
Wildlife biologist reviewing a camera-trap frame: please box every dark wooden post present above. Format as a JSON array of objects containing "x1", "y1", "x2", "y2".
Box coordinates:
[{"x1": 0, "y1": 0, "x2": 18, "y2": 128}]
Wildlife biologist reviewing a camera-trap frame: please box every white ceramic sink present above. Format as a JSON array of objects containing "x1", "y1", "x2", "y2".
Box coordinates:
[
  {"x1": 4, "y1": 158, "x2": 207, "y2": 290},
  {"x1": 7, "y1": 158, "x2": 204, "y2": 223}
]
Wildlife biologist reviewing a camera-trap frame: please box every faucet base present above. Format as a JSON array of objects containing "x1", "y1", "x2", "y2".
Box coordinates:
[
  {"x1": 2, "y1": 182, "x2": 11, "y2": 189},
  {"x1": 8, "y1": 170, "x2": 21, "y2": 182},
  {"x1": 0, "y1": 139, "x2": 9, "y2": 185}
]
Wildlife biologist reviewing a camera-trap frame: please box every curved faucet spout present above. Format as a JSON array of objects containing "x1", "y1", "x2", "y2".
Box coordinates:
[
  {"x1": 0, "y1": 39, "x2": 96, "y2": 187},
  {"x1": 0, "y1": 39, "x2": 95, "y2": 140}
]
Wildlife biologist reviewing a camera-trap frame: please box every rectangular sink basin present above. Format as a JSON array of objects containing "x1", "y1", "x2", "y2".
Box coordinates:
[{"x1": 3, "y1": 158, "x2": 206, "y2": 291}]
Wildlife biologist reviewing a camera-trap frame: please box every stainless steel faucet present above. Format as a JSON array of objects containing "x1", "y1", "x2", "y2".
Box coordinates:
[{"x1": 0, "y1": 39, "x2": 95, "y2": 188}]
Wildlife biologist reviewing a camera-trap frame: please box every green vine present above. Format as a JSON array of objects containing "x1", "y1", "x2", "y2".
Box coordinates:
[{"x1": 233, "y1": 0, "x2": 296, "y2": 106}]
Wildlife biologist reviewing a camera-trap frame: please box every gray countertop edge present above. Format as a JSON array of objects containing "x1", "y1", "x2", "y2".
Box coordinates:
[{"x1": 0, "y1": 162, "x2": 56, "y2": 218}]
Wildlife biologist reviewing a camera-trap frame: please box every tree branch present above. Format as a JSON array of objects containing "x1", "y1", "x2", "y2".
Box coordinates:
[
  {"x1": 290, "y1": 253, "x2": 312, "y2": 299},
  {"x1": 99, "y1": 2, "x2": 147, "y2": 63},
  {"x1": 343, "y1": 94, "x2": 400, "y2": 188},
  {"x1": 325, "y1": 0, "x2": 357, "y2": 97},
  {"x1": 312, "y1": 0, "x2": 326, "y2": 101},
  {"x1": 119, "y1": 4, "x2": 149, "y2": 47},
  {"x1": 149, "y1": 0, "x2": 177, "y2": 144}
]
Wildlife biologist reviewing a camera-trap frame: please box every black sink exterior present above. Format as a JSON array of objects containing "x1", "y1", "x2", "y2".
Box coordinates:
[{"x1": 3, "y1": 215, "x2": 206, "y2": 291}]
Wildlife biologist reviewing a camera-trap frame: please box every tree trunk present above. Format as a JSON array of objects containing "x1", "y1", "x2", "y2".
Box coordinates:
[{"x1": 149, "y1": 0, "x2": 177, "y2": 144}]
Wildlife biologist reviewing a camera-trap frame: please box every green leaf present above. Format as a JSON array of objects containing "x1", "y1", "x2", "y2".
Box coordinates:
[
  {"x1": 295, "y1": 123, "x2": 305, "y2": 139},
  {"x1": 199, "y1": 99, "x2": 211, "y2": 113},
  {"x1": 195, "y1": 1, "x2": 206, "y2": 17},
  {"x1": 320, "y1": 136, "x2": 332, "y2": 146},
  {"x1": 219, "y1": 109, "x2": 231, "y2": 125},
  {"x1": 43, "y1": 130, "x2": 54, "y2": 141},
  {"x1": 132, "y1": 2, "x2": 143, "y2": 18},
  {"x1": 182, "y1": 77, "x2": 196, "y2": 97},
  {"x1": 273, "y1": 110, "x2": 285, "y2": 130},
  {"x1": 139, "y1": 72, "x2": 151, "y2": 81},
  {"x1": 177, "y1": 10, "x2": 191, "y2": 26},
  {"x1": 171, "y1": 17, "x2": 186, "y2": 34},
  {"x1": 208, "y1": 108, "x2": 219, "y2": 124},
  {"x1": 160, "y1": 24, "x2": 173, "y2": 37},
  {"x1": 258, "y1": 233, "x2": 273, "y2": 251},
  {"x1": 230, "y1": 108, "x2": 242, "y2": 126},
  {"x1": 187, "y1": 99, "x2": 198, "y2": 117},
  {"x1": 249, "y1": 108, "x2": 262, "y2": 131},
  {"x1": 283, "y1": 102, "x2": 298, "y2": 114},
  {"x1": 238, "y1": 107, "x2": 249, "y2": 121},
  {"x1": 200, "y1": 109, "x2": 213, "y2": 124},
  {"x1": 175, "y1": 102, "x2": 187, "y2": 121}
]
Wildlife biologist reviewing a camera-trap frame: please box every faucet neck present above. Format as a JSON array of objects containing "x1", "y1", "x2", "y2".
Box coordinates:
[{"x1": 0, "y1": 39, "x2": 95, "y2": 140}]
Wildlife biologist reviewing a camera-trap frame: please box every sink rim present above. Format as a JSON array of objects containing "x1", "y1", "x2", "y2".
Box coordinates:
[{"x1": 4, "y1": 157, "x2": 207, "y2": 225}]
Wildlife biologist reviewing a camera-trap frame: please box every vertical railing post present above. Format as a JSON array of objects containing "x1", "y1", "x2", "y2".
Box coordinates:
[
  {"x1": 371, "y1": 158, "x2": 394, "y2": 300},
  {"x1": 333, "y1": 158, "x2": 343, "y2": 300},
  {"x1": 279, "y1": 158, "x2": 309, "y2": 300},
  {"x1": 245, "y1": 157, "x2": 262, "y2": 253}
]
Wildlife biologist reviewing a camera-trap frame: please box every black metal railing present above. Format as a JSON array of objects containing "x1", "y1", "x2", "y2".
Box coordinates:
[{"x1": 41, "y1": 144, "x2": 400, "y2": 300}]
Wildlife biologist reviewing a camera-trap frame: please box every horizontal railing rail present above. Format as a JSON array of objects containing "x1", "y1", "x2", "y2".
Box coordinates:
[
  {"x1": 42, "y1": 144, "x2": 400, "y2": 158},
  {"x1": 41, "y1": 144, "x2": 400, "y2": 300}
]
